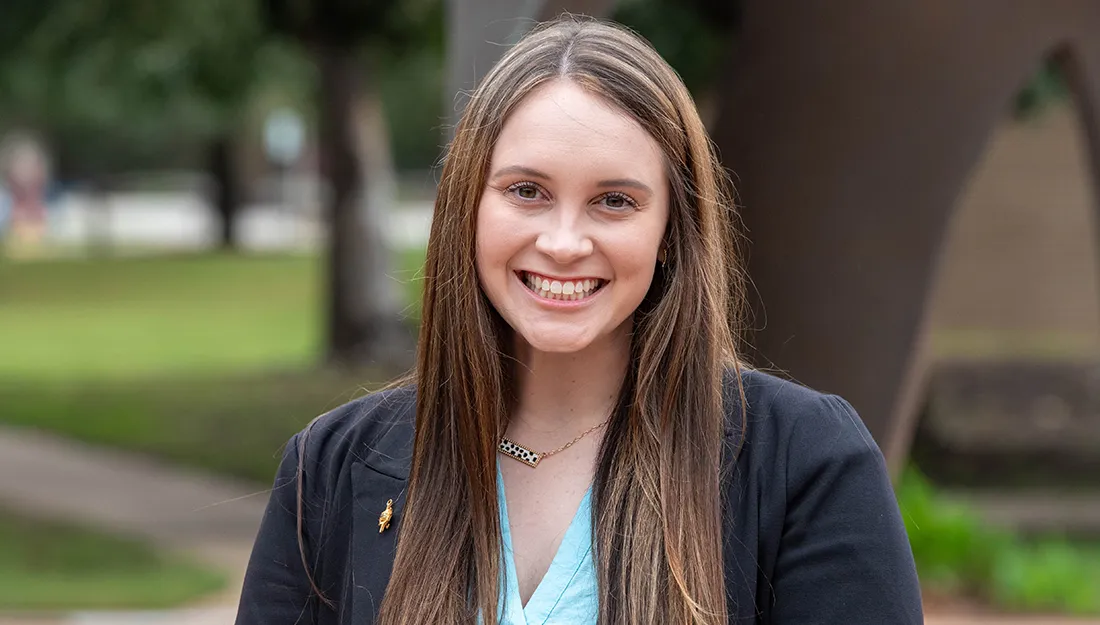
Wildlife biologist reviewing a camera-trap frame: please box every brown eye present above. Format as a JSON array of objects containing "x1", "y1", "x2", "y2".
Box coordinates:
[
  {"x1": 506, "y1": 181, "x2": 545, "y2": 202},
  {"x1": 599, "y1": 192, "x2": 637, "y2": 211}
]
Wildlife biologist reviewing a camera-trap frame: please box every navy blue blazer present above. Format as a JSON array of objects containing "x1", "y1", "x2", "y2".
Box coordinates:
[{"x1": 235, "y1": 369, "x2": 924, "y2": 624}]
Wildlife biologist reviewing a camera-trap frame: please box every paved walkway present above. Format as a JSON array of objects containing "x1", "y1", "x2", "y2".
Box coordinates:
[
  {"x1": 0, "y1": 425, "x2": 266, "y2": 624},
  {"x1": 0, "y1": 424, "x2": 1098, "y2": 624}
]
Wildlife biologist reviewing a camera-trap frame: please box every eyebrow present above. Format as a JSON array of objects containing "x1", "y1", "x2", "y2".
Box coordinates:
[
  {"x1": 490, "y1": 165, "x2": 551, "y2": 181},
  {"x1": 489, "y1": 165, "x2": 654, "y2": 195},
  {"x1": 596, "y1": 178, "x2": 653, "y2": 194}
]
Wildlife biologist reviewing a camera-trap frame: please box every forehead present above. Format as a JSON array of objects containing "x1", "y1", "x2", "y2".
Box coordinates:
[{"x1": 489, "y1": 80, "x2": 666, "y2": 176}]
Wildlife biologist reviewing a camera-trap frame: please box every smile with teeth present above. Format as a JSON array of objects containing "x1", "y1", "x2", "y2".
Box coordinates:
[{"x1": 521, "y1": 271, "x2": 606, "y2": 301}]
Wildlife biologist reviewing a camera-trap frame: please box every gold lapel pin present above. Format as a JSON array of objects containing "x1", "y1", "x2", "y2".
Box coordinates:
[{"x1": 378, "y1": 499, "x2": 394, "y2": 533}]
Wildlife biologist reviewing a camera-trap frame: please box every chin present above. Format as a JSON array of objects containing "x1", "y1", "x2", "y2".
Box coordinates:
[{"x1": 518, "y1": 330, "x2": 596, "y2": 355}]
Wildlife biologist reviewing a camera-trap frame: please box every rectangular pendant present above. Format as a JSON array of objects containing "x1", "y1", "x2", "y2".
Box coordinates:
[{"x1": 499, "y1": 437, "x2": 541, "y2": 468}]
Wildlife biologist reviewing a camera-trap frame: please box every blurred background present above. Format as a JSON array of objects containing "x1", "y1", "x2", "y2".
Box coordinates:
[{"x1": 1, "y1": 1, "x2": 1099, "y2": 623}]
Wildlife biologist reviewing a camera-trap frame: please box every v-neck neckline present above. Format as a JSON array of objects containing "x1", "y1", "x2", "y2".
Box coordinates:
[{"x1": 497, "y1": 463, "x2": 595, "y2": 625}]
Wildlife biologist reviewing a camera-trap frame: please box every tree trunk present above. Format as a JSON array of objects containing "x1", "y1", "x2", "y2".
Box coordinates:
[
  {"x1": 316, "y1": 43, "x2": 412, "y2": 368},
  {"x1": 206, "y1": 134, "x2": 241, "y2": 250},
  {"x1": 445, "y1": 0, "x2": 528, "y2": 132},
  {"x1": 354, "y1": 62, "x2": 407, "y2": 334},
  {"x1": 444, "y1": 0, "x2": 616, "y2": 133}
]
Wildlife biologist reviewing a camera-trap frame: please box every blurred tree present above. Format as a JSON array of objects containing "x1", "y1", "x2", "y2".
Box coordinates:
[
  {"x1": 182, "y1": 1, "x2": 269, "y2": 249},
  {"x1": 262, "y1": 0, "x2": 434, "y2": 367},
  {"x1": 0, "y1": 0, "x2": 276, "y2": 249},
  {"x1": 612, "y1": 0, "x2": 737, "y2": 97}
]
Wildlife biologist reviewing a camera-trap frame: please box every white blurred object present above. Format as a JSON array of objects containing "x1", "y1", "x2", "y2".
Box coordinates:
[
  {"x1": 45, "y1": 189, "x2": 432, "y2": 254},
  {"x1": 263, "y1": 108, "x2": 306, "y2": 168}
]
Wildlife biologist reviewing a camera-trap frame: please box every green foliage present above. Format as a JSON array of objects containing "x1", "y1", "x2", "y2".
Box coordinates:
[
  {"x1": 1014, "y1": 59, "x2": 1068, "y2": 121},
  {"x1": 900, "y1": 468, "x2": 1011, "y2": 590},
  {"x1": 380, "y1": 48, "x2": 445, "y2": 170},
  {"x1": 899, "y1": 468, "x2": 1100, "y2": 615},
  {"x1": 0, "y1": 510, "x2": 224, "y2": 610},
  {"x1": 263, "y1": 0, "x2": 400, "y2": 46},
  {"x1": 262, "y1": 0, "x2": 441, "y2": 57},
  {"x1": 991, "y1": 540, "x2": 1100, "y2": 614},
  {"x1": 1, "y1": 0, "x2": 262, "y2": 130},
  {"x1": 0, "y1": 0, "x2": 273, "y2": 175},
  {"x1": 0, "y1": 0, "x2": 336, "y2": 177},
  {"x1": 0, "y1": 0, "x2": 445, "y2": 173},
  {"x1": 613, "y1": 0, "x2": 732, "y2": 95}
]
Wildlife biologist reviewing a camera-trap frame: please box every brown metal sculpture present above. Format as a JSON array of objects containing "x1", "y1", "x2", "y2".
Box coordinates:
[{"x1": 711, "y1": 0, "x2": 1100, "y2": 472}]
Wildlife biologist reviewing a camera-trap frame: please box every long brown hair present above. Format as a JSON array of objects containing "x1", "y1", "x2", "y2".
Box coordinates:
[{"x1": 376, "y1": 16, "x2": 747, "y2": 625}]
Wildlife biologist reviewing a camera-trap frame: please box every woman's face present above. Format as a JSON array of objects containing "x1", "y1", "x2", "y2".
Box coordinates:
[{"x1": 476, "y1": 79, "x2": 670, "y2": 354}]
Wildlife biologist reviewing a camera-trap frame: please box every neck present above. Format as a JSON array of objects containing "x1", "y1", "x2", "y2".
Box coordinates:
[{"x1": 511, "y1": 324, "x2": 629, "y2": 433}]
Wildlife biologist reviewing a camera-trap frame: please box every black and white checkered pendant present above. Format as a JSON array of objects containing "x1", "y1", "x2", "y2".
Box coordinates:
[{"x1": 499, "y1": 437, "x2": 542, "y2": 468}]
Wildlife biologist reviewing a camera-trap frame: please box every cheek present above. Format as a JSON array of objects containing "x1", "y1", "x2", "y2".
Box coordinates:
[
  {"x1": 605, "y1": 220, "x2": 665, "y2": 304},
  {"x1": 474, "y1": 205, "x2": 494, "y2": 282},
  {"x1": 619, "y1": 250, "x2": 658, "y2": 290},
  {"x1": 475, "y1": 201, "x2": 516, "y2": 288},
  {"x1": 610, "y1": 221, "x2": 665, "y2": 276}
]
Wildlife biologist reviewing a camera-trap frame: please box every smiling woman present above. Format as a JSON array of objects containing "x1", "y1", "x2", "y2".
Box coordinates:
[
  {"x1": 235, "y1": 15, "x2": 924, "y2": 625},
  {"x1": 477, "y1": 80, "x2": 668, "y2": 357}
]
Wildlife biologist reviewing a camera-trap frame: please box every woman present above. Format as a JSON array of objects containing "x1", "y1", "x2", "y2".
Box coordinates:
[{"x1": 236, "y1": 16, "x2": 923, "y2": 625}]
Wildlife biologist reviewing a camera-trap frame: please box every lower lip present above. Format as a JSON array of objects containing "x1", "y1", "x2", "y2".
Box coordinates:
[{"x1": 515, "y1": 273, "x2": 606, "y2": 309}]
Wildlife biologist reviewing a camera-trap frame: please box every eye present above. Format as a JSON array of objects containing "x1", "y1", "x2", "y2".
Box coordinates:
[
  {"x1": 505, "y1": 181, "x2": 547, "y2": 202},
  {"x1": 598, "y1": 192, "x2": 638, "y2": 211}
]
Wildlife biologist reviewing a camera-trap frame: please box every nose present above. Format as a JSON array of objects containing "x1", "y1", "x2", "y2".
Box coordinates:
[{"x1": 534, "y1": 211, "x2": 594, "y2": 264}]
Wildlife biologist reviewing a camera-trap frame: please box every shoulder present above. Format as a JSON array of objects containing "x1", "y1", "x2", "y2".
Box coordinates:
[
  {"x1": 725, "y1": 367, "x2": 885, "y2": 482},
  {"x1": 725, "y1": 366, "x2": 870, "y2": 445},
  {"x1": 293, "y1": 383, "x2": 417, "y2": 484},
  {"x1": 724, "y1": 370, "x2": 922, "y2": 622}
]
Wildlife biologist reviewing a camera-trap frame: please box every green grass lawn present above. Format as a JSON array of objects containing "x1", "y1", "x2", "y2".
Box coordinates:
[
  {"x1": 0, "y1": 509, "x2": 225, "y2": 611},
  {"x1": 0, "y1": 249, "x2": 425, "y2": 381},
  {"x1": 0, "y1": 253, "x2": 322, "y2": 381}
]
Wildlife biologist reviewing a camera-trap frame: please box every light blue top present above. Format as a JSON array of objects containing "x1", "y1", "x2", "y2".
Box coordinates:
[{"x1": 495, "y1": 464, "x2": 599, "y2": 625}]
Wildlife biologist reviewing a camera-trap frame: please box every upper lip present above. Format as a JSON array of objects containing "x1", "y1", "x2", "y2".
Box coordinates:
[{"x1": 519, "y1": 270, "x2": 606, "y2": 282}]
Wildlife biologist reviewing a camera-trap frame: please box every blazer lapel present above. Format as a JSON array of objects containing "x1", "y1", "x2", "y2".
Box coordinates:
[{"x1": 348, "y1": 407, "x2": 413, "y2": 624}]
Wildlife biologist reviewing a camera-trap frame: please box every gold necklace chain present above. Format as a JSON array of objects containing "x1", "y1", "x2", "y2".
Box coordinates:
[
  {"x1": 499, "y1": 415, "x2": 612, "y2": 468},
  {"x1": 540, "y1": 416, "x2": 612, "y2": 457}
]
